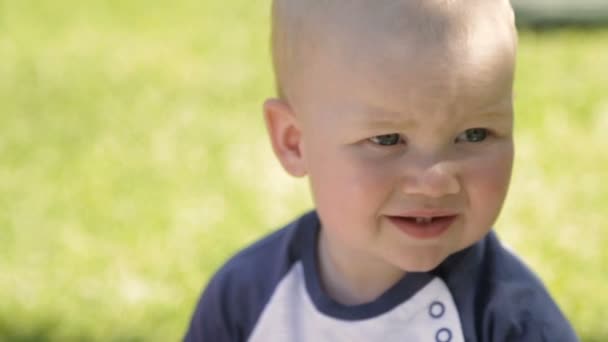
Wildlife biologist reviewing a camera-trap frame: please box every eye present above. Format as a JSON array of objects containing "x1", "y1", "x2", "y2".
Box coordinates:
[
  {"x1": 369, "y1": 133, "x2": 403, "y2": 146},
  {"x1": 455, "y1": 128, "x2": 488, "y2": 143}
]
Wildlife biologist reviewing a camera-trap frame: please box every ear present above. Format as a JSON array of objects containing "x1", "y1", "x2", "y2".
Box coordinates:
[{"x1": 263, "y1": 98, "x2": 307, "y2": 177}]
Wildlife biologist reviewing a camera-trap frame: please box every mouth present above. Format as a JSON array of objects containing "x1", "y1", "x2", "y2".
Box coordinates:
[{"x1": 387, "y1": 214, "x2": 458, "y2": 239}]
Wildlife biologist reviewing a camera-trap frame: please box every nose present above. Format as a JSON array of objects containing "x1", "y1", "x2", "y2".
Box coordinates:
[{"x1": 400, "y1": 160, "x2": 460, "y2": 198}]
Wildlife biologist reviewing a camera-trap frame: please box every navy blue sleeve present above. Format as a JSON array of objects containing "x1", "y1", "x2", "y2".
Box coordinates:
[
  {"x1": 184, "y1": 268, "x2": 239, "y2": 342},
  {"x1": 439, "y1": 231, "x2": 579, "y2": 342},
  {"x1": 183, "y1": 212, "x2": 314, "y2": 342},
  {"x1": 483, "y1": 281, "x2": 579, "y2": 342},
  {"x1": 184, "y1": 244, "x2": 283, "y2": 342}
]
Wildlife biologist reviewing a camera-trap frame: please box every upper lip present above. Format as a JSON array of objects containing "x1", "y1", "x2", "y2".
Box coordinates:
[{"x1": 387, "y1": 209, "x2": 459, "y2": 218}]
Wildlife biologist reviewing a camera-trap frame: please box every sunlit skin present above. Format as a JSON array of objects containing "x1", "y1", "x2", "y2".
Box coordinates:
[{"x1": 265, "y1": 1, "x2": 516, "y2": 306}]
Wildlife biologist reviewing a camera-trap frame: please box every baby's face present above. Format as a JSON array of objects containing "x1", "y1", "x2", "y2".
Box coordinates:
[{"x1": 292, "y1": 35, "x2": 515, "y2": 272}]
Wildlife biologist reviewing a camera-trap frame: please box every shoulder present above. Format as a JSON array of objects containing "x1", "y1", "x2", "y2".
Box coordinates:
[
  {"x1": 478, "y1": 233, "x2": 578, "y2": 341},
  {"x1": 441, "y1": 232, "x2": 578, "y2": 342},
  {"x1": 183, "y1": 211, "x2": 319, "y2": 342}
]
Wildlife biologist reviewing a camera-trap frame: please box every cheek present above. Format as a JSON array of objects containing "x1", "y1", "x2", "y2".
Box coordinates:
[
  {"x1": 306, "y1": 146, "x2": 394, "y2": 215},
  {"x1": 341, "y1": 154, "x2": 396, "y2": 197},
  {"x1": 464, "y1": 146, "x2": 513, "y2": 215}
]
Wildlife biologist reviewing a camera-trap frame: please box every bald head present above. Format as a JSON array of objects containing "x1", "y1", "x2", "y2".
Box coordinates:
[{"x1": 271, "y1": 0, "x2": 517, "y2": 103}]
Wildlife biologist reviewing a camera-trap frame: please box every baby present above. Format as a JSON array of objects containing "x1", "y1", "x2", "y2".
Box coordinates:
[{"x1": 185, "y1": 0, "x2": 578, "y2": 341}]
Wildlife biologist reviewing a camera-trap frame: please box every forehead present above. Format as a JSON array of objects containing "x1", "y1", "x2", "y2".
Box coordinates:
[{"x1": 292, "y1": 40, "x2": 514, "y2": 126}]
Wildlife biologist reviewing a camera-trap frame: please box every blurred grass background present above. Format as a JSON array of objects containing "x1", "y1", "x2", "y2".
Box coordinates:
[{"x1": 0, "y1": 1, "x2": 606, "y2": 341}]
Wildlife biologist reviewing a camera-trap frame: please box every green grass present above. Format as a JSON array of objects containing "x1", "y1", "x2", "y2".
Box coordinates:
[{"x1": 1, "y1": 1, "x2": 606, "y2": 340}]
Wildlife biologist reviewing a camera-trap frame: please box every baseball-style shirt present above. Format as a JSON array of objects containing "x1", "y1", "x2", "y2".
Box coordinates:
[{"x1": 184, "y1": 211, "x2": 578, "y2": 342}]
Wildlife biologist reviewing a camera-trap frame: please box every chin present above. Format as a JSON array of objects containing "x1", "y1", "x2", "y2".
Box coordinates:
[{"x1": 395, "y1": 253, "x2": 448, "y2": 273}]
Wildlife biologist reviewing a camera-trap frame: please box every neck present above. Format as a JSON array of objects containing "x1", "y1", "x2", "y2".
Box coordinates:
[{"x1": 317, "y1": 229, "x2": 406, "y2": 306}]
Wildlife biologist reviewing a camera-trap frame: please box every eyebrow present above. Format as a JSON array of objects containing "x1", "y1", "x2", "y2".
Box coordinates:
[
  {"x1": 353, "y1": 105, "x2": 418, "y2": 129},
  {"x1": 466, "y1": 109, "x2": 512, "y2": 121},
  {"x1": 361, "y1": 117, "x2": 418, "y2": 130},
  {"x1": 466, "y1": 100, "x2": 514, "y2": 121},
  {"x1": 354, "y1": 104, "x2": 511, "y2": 129}
]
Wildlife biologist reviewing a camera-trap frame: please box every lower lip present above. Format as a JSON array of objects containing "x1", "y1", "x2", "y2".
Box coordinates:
[{"x1": 387, "y1": 215, "x2": 457, "y2": 239}]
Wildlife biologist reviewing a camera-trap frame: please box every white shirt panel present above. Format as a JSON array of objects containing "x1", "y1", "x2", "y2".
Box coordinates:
[{"x1": 249, "y1": 262, "x2": 464, "y2": 342}]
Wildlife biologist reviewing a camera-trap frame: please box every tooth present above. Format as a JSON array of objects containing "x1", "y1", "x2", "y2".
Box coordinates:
[{"x1": 416, "y1": 217, "x2": 432, "y2": 224}]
